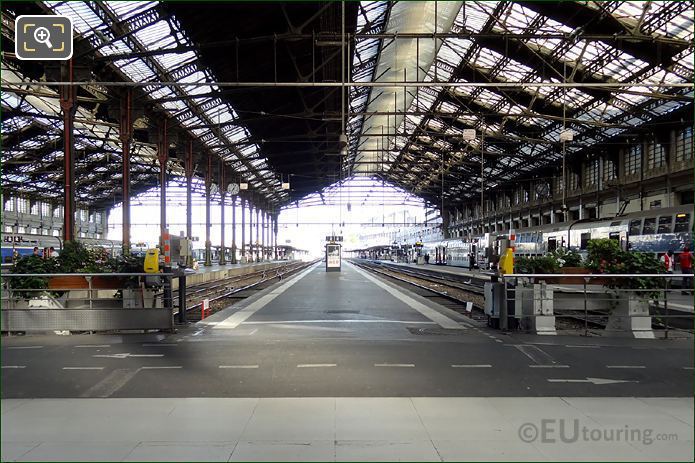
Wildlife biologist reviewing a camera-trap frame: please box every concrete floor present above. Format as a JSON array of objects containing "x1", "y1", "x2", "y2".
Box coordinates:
[{"x1": 2, "y1": 261, "x2": 693, "y2": 461}]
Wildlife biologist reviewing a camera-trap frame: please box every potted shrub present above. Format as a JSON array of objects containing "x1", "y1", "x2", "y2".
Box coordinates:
[{"x1": 7, "y1": 254, "x2": 59, "y2": 299}]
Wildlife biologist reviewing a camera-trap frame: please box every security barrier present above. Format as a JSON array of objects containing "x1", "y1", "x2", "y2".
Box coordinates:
[
  {"x1": 1, "y1": 272, "x2": 174, "y2": 333},
  {"x1": 494, "y1": 274, "x2": 694, "y2": 338}
]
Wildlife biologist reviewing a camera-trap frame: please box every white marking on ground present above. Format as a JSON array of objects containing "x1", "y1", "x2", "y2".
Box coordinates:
[
  {"x1": 2, "y1": 365, "x2": 26, "y2": 369},
  {"x1": 349, "y1": 262, "x2": 465, "y2": 329},
  {"x1": 62, "y1": 367, "x2": 104, "y2": 370},
  {"x1": 127, "y1": 354, "x2": 164, "y2": 358},
  {"x1": 529, "y1": 365, "x2": 570, "y2": 368},
  {"x1": 141, "y1": 343, "x2": 177, "y2": 347},
  {"x1": 682, "y1": 367, "x2": 694, "y2": 370},
  {"x1": 248, "y1": 328, "x2": 258, "y2": 335},
  {"x1": 606, "y1": 365, "x2": 646, "y2": 369},
  {"x1": 140, "y1": 366, "x2": 182, "y2": 370},
  {"x1": 374, "y1": 363, "x2": 415, "y2": 367},
  {"x1": 513, "y1": 344, "x2": 559, "y2": 366},
  {"x1": 565, "y1": 345, "x2": 600, "y2": 348},
  {"x1": 218, "y1": 365, "x2": 259, "y2": 369},
  {"x1": 212, "y1": 263, "x2": 317, "y2": 329},
  {"x1": 241, "y1": 319, "x2": 436, "y2": 325},
  {"x1": 7, "y1": 346, "x2": 43, "y2": 350},
  {"x1": 451, "y1": 364, "x2": 492, "y2": 368},
  {"x1": 548, "y1": 377, "x2": 638, "y2": 385},
  {"x1": 75, "y1": 345, "x2": 111, "y2": 348},
  {"x1": 297, "y1": 364, "x2": 337, "y2": 368},
  {"x1": 80, "y1": 368, "x2": 141, "y2": 398}
]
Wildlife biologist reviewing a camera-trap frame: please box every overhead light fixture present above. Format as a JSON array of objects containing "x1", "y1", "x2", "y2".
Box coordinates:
[
  {"x1": 462, "y1": 129, "x2": 476, "y2": 141},
  {"x1": 281, "y1": 182, "x2": 290, "y2": 190},
  {"x1": 240, "y1": 182, "x2": 249, "y2": 190},
  {"x1": 560, "y1": 130, "x2": 574, "y2": 142}
]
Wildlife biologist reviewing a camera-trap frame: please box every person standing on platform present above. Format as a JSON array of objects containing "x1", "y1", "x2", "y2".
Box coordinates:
[
  {"x1": 661, "y1": 251, "x2": 674, "y2": 273},
  {"x1": 679, "y1": 246, "x2": 693, "y2": 295},
  {"x1": 32, "y1": 246, "x2": 40, "y2": 256}
]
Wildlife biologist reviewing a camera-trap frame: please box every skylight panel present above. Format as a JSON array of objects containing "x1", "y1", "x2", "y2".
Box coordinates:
[
  {"x1": 462, "y1": 2, "x2": 498, "y2": 33},
  {"x1": 106, "y1": 1, "x2": 157, "y2": 20},
  {"x1": 134, "y1": 21, "x2": 176, "y2": 49},
  {"x1": 47, "y1": 1, "x2": 102, "y2": 37},
  {"x1": 493, "y1": 3, "x2": 538, "y2": 33}
]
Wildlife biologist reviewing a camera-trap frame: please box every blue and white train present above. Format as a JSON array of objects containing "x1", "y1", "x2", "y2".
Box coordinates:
[{"x1": 420, "y1": 205, "x2": 694, "y2": 269}]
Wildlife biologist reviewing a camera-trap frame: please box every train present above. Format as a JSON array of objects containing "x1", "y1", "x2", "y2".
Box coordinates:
[
  {"x1": 1, "y1": 233, "x2": 122, "y2": 267},
  {"x1": 420, "y1": 205, "x2": 694, "y2": 269}
]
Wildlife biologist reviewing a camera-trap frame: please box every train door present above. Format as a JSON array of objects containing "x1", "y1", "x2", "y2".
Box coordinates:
[
  {"x1": 547, "y1": 237, "x2": 557, "y2": 253},
  {"x1": 470, "y1": 244, "x2": 477, "y2": 269}
]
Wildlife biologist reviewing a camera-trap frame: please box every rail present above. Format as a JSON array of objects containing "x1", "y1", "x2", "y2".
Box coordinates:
[
  {"x1": 181, "y1": 260, "x2": 315, "y2": 316},
  {"x1": 349, "y1": 259, "x2": 486, "y2": 314}
]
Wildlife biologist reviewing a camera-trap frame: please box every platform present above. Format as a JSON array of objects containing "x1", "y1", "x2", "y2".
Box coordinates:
[
  {"x1": 373, "y1": 260, "x2": 493, "y2": 279},
  {"x1": 2, "y1": 261, "x2": 693, "y2": 461},
  {"x1": 175, "y1": 260, "x2": 293, "y2": 289}
]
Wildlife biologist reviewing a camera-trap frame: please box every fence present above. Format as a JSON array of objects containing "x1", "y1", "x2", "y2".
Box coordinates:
[
  {"x1": 1, "y1": 272, "x2": 175, "y2": 333},
  {"x1": 490, "y1": 274, "x2": 694, "y2": 338}
]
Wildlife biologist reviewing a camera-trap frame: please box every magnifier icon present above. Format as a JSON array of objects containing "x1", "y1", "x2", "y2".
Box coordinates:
[{"x1": 33, "y1": 26, "x2": 53, "y2": 49}]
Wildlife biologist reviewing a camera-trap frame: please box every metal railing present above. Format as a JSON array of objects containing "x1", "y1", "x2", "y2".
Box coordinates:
[
  {"x1": 495, "y1": 273, "x2": 694, "y2": 337},
  {"x1": 1, "y1": 272, "x2": 175, "y2": 333}
]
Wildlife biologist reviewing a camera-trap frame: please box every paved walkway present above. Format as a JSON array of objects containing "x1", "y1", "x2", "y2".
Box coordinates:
[
  {"x1": 2, "y1": 397, "x2": 692, "y2": 461},
  {"x1": 2, "y1": 261, "x2": 693, "y2": 461}
]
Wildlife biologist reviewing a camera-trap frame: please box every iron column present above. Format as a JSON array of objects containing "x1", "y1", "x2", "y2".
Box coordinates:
[
  {"x1": 231, "y1": 195, "x2": 237, "y2": 264},
  {"x1": 204, "y1": 154, "x2": 212, "y2": 267},
  {"x1": 60, "y1": 59, "x2": 76, "y2": 242},
  {"x1": 255, "y1": 207, "x2": 260, "y2": 262},
  {"x1": 261, "y1": 209, "x2": 266, "y2": 261},
  {"x1": 248, "y1": 202, "x2": 253, "y2": 262},
  {"x1": 119, "y1": 89, "x2": 132, "y2": 254},
  {"x1": 157, "y1": 119, "x2": 168, "y2": 248},
  {"x1": 273, "y1": 214, "x2": 278, "y2": 260},
  {"x1": 240, "y1": 197, "x2": 246, "y2": 263},
  {"x1": 185, "y1": 141, "x2": 194, "y2": 240},
  {"x1": 218, "y1": 161, "x2": 226, "y2": 265}
]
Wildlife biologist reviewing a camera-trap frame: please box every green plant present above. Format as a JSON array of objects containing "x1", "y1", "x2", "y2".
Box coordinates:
[
  {"x1": 585, "y1": 238, "x2": 664, "y2": 298},
  {"x1": 9, "y1": 242, "x2": 146, "y2": 299},
  {"x1": 552, "y1": 248, "x2": 583, "y2": 267},
  {"x1": 586, "y1": 239, "x2": 623, "y2": 273},
  {"x1": 9, "y1": 255, "x2": 58, "y2": 299},
  {"x1": 57, "y1": 241, "x2": 92, "y2": 272},
  {"x1": 514, "y1": 255, "x2": 560, "y2": 274}
]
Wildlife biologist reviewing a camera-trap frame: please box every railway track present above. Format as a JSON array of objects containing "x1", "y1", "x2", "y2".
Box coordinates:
[
  {"x1": 349, "y1": 260, "x2": 694, "y2": 335},
  {"x1": 174, "y1": 260, "x2": 318, "y2": 321},
  {"x1": 349, "y1": 259, "x2": 488, "y2": 322}
]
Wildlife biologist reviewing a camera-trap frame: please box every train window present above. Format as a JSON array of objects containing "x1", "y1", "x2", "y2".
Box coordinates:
[
  {"x1": 610, "y1": 221, "x2": 622, "y2": 227},
  {"x1": 609, "y1": 232, "x2": 620, "y2": 240},
  {"x1": 629, "y1": 219, "x2": 642, "y2": 235},
  {"x1": 580, "y1": 233, "x2": 591, "y2": 250},
  {"x1": 657, "y1": 216, "x2": 673, "y2": 234},
  {"x1": 642, "y1": 218, "x2": 656, "y2": 235},
  {"x1": 674, "y1": 214, "x2": 691, "y2": 233}
]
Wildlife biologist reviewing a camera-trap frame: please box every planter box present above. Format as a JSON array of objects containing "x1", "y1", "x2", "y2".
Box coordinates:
[
  {"x1": 48, "y1": 275, "x2": 126, "y2": 290},
  {"x1": 48, "y1": 276, "x2": 89, "y2": 289},
  {"x1": 91, "y1": 276, "x2": 126, "y2": 290}
]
